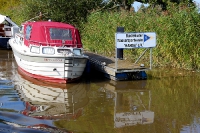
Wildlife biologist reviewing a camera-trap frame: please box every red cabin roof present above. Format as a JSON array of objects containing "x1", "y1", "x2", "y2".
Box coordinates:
[{"x1": 23, "y1": 21, "x2": 83, "y2": 48}]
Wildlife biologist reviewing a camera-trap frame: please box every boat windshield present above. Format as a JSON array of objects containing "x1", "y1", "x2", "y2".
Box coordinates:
[
  {"x1": 0, "y1": 19, "x2": 12, "y2": 26},
  {"x1": 50, "y1": 28, "x2": 72, "y2": 40}
]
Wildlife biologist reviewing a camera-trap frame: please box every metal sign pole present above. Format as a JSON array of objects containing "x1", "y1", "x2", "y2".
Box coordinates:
[
  {"x1": 150, "y1": 48, "x2": 152, "y2": 69},
  {"x1": 115, "y1": 27, "x2": 124, "y2": 71},
  {"x1": 115, "y1": 35, "x2": 117, "y2": 71}
]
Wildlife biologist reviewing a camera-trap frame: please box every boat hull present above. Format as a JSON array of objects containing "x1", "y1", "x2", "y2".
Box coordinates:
[
  {"x1": 0, "y1": 37, "x2": 10, "y2": 49},
  {"x1": 9, "y1": 39, "x2": 88, "y2": 83}
]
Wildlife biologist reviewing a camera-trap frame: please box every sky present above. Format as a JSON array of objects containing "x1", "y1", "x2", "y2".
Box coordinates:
[{"x1": 132, "y1": 0, "x2": 200, "y2": 12}]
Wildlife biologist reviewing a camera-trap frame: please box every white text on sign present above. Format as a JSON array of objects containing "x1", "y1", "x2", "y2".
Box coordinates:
[{"x1": 115, "y1": 32, "x2": 156, "y2": 49}]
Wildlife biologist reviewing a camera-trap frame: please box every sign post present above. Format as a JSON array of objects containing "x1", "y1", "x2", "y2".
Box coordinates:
[
  {"x1": 115, "y1": 32, "x2": 156, "y2": 49},
  {"x1": 115, "y1": 32, "x2": 156, "y2": 70},
  {"x1": 116, "y1": 27, "x2": 124, "y2": 59}
]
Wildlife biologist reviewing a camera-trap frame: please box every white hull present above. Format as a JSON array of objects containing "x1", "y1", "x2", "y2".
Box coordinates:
[{"x1": 9, "y1": 37, "x2": 88, "y2": 83}]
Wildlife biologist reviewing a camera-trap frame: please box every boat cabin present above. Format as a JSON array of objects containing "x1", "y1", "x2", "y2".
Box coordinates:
[
  {"x1": 0, "y1": 14, "x2": 19, "y2": 37},
  {"x1": 18, "y1": 21, "x2": 83, "y2": 48}
]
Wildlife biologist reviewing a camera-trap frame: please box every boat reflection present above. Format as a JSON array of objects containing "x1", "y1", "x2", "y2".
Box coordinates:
[
  {"x1": 15, "y1": 70, "x2": 90, "y2": 120},
  {"x1": 99, "y1": 80, "x2": 154, "y2": 128}
]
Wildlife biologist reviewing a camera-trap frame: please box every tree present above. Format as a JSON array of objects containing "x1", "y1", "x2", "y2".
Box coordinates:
[
  {"x1": 20, "y1": 0, "x2": 104, "y2": 27},
  {"x1": 0, "y1": 0, "x2": 22, "y2": 24},
  {"x1": 104, "y1": 0, "x2": 196, "y2": 11},
  {"x1": 0, "y1": 0, "x2": 21, "y2": 12},
  {"x1": 103, "y1": 0, "x2": 134, "y2": 10}
]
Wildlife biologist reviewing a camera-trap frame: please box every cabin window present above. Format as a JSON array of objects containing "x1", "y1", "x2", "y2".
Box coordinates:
[
  {"x1": 57, "y1": 49, "x2": 71, "y2": 54},
  {"x1": 42, "y1": 47, "x2": 55, "y2": 55},
  {"x1": 73, "y1": 49, "x2": 81, "y2": 55},
  {"x1": 25, "y1": 25, "x2": 32, "y2": 40},
  {"x1": 30, "y1": 46, "x2": 40, "y2": 54},
  {"x1": 50, "y1": 28, "x2": 72, "y2": 40}
]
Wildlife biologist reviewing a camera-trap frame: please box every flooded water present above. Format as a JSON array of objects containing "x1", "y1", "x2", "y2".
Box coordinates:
[{"x1": 1, "y1": 50, "x2": 200, "y2": 133}]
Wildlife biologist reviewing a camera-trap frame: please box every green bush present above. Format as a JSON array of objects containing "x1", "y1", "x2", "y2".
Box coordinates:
[{"x1": 81, "y1": 3, "x2": 200, "y2": 70}]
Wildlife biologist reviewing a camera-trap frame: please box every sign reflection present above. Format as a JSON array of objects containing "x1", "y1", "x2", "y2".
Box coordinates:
[{"x1": 99, "y1": 80, "x2": 154, "y2": 128}]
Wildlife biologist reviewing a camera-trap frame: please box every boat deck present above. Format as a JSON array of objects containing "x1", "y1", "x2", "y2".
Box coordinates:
[{"x1": 84, "y1": 51, "x2": 149, "y2": 80}]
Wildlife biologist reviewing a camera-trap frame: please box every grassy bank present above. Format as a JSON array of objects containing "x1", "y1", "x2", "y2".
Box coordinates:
[{"x1": 81, "y1": 3, "x2": 200, "y2": 70}]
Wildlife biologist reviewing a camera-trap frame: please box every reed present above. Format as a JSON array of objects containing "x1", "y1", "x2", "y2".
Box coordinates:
[{"x1": 81, "y1": 3, "x2": 200, "y2": 70}]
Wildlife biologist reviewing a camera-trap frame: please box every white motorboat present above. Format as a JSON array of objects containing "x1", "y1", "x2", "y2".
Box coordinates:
[{"x1": 9, "y1": 21, "x2": 89, "y2": 83}]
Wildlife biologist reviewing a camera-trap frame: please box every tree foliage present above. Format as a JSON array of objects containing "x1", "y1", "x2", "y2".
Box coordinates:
[
  {"x1": 0, "y1": 0, "x2": 20, "y2": 11},
  {"x1": 0, "y1": 0, "x2": 22, "y2": 24},
  {"x1": 19, "y1": 0, "x2": 104, "y2": 27},
  {"x1": 105, "y1": 0, "x2": 196, "y2": 11},
  {"x1": 0, "y1": 0, "x2": 197, "y2": 27}
]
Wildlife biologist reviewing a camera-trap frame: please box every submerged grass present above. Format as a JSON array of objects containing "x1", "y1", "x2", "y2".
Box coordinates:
[{"x1": 81, "y1": 3, "x2": 200, "y2": 71}]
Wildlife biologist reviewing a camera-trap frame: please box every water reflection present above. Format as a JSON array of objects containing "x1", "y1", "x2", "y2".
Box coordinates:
[
  {"x1": 2, "y1": 50, "x2": 200, "y2": 132},
  {"x1": 98, "y1": 80, "x2": 154, "y2": 128},
  {"x1": 0, "y1": 50, "x2": 17, "y2": 81},
  {"x1": 0, "y1": 50, "x2": 88, "y2": 132},
  {"x1": 0, "y1": 78, "x2": 72, "y2": 133},
  {"x1": 14, "y1": 71, "x2": 90, "y2": 120}
]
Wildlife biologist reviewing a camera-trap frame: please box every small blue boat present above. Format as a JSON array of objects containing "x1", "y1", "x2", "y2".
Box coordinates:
[
  {"x1": 0, "y1": 14, "x2": 19, "y2": 49},
  {"x1": 0, "y1": 37, "x2": 10, "y2": 49}
]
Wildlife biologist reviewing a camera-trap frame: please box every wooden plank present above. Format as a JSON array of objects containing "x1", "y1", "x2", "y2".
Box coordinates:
[{"x1": 85, "y1": 51, "x2": 148, "y2": 74}]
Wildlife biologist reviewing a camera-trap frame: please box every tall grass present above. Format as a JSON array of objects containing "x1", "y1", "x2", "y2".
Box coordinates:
[{"x1": 81, "y1": 3, "x2": 200, "y2": 70}]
